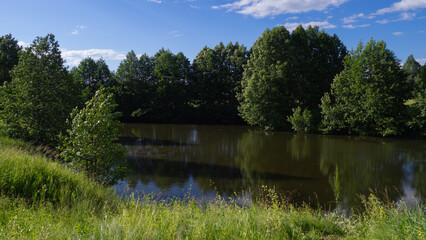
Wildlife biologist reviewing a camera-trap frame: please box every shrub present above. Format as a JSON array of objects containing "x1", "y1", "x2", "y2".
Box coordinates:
[
  {"x1": 60, "y1": 88, "x2": 127, "y2": 185},
  {"x1": 287, "y1": 106, "x2": 313, "y2": 133}
]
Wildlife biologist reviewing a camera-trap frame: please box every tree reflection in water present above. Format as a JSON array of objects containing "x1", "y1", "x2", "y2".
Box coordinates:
[{"x1": 115, "y1": 124, "x2": 425, "y2": 209}]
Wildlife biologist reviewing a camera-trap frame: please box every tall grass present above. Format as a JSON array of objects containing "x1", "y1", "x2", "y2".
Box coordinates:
[{"x1": 0, "y1": 136, "x2": 424, "y2": 239}]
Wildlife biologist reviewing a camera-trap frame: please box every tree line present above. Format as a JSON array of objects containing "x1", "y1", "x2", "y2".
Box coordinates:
[{"x1": 0, "y1": 26, "x2": 425, "y2": 146}]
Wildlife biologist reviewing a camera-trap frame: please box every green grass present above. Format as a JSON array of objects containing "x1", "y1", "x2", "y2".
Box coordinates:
[{"x1": 0, "y1": 136, "x2": 425, "y2": 239}]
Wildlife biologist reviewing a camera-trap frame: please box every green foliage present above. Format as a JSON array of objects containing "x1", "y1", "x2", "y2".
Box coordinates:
[
  {"x1": 0, "y1": 34, "x2": 21, "y2": 85},
  {"x1": 239, "y1": 25, "x2": 346, "y2": 130},
  {"x1": 403, "y1": 54, "x2": 421, "y2": 95},
  {"x1": 151, "y1": 48, "x2": 192, "y2": 122},
  {"x1": 289, "y1": 26, "x2": 347, "y2": 124},
  {"x1": 60, "y1": 89, "x2": 127, "y2": 185},
  {"x1": 192, "y1": 42, "x2": 249, "y2": 124},
  {"x1": 320, "y1": 39, "x2": 410, "y2": 136},
  {"x1": 407, "y1": 65, "x2": 426, "y2": 132},
  {"x1": 287, "y1": 106, "x2": 314, "y2": 133},
  {"x1": 238, "y1": 26, "x2": 293, "y2": 130},
  {"x1": 0, "y1": 34, "x2": 77, "y2": 145},
  {"x1": 115, "y1": 51, "x2": 155, "y2": 119},
  {"x1": 71, "y1": 57, "x2": 114, "y2": 105},
  {"x1": 114, "y1": 48, "x2": 192, "y2": 123}
]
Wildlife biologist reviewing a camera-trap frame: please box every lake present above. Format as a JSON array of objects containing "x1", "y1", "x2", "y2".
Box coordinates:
[{"x1": 115, "y1": 123, "x2": 426, "y2": 209}]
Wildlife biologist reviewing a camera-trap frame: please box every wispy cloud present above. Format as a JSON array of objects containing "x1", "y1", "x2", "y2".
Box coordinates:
[
  {"x1": 416, "y1": 58, "x2": 426, "y2": 65},
  {"x1": 72, "y1": 25, "x2": 87, "y2": 35},
  {"x1": 285, "y1": 16, "x2": 298, "y2": 21},
  {"x1": 342, "y1": 13, "x2": 374, "y2": 24},
  {"x1": 392, "y1": 31, "x2": 403, "y2": 36},
  {"x1": 147, "y1": 0, "x2": 162, "y2": 3},
  {"x1": 190, "y1": 4, "x2": 200, "y2": 9},
  {"x1": 376, "y1": 0, "x2": 426, "y2": 14},
  {"x1": 61, "y1": 49, "x2": 126, "y2": 67},
  {"x1": 341, "y1": 0, "x2": 424, "y2": 28},
  {"x1": 281, "y1": 21, "x2": 336, "y2": 31},
  {"x1": 376, "y1": 12, "x2": 416, "y2": 24},
  {"x1": 342, "y1": 24, "x2": 370, "y2": 29},
  {"x1": 170, "y1": 30, "x2": 183, "y2": 37},
  {"x1": 212, "y1": 0, "x2": 348, "y2": 18}
]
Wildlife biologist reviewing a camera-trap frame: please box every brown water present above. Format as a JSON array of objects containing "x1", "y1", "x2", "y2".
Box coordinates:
[{"x1": 115, "y1": 123, "x2": 426, "y2": 209}]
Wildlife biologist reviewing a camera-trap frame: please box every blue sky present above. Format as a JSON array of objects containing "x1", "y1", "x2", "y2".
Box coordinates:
[{"x1": 1, "y1": 0, "x2": 425, "y2": 70}]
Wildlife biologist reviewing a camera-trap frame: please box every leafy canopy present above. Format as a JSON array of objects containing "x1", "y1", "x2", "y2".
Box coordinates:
[
  {"x1": 115, "y1": 51, "x2": 155, "y2": 119},
  {"x1": 192, "y1": 42, "x2": 249, "y2": 124},
  {"x1": 320, "y1": 39, "x2": 410, "y2": 136},
  {"x1": 238, "y1": 25, "x2": 346, "y2": 131},
  {"x1": 1, "y1": 34, "x2": 76, "y2": 145},
  {"x1": 0, "y1": 34, "x2": 21, "y2": 85}
]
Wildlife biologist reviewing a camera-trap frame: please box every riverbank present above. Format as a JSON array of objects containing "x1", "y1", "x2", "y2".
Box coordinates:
[{"x1": 0, "y1": 137, "x2": 424, "y2": 239}]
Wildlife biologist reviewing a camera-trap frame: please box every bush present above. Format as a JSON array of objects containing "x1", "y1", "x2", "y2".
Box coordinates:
[
  {"x1": 287, "y1": 107, "x2": 313, "y2": 133},
  {"x1": 60, "y1": 88, "x2": 128, "y2": 185}
]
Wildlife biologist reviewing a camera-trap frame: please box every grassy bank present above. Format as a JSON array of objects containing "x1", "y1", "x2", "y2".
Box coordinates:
[{"x1": 0, "y1": 136, "x2": 425, "y2": 239}]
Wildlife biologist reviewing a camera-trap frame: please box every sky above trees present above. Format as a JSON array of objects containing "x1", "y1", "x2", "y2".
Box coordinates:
[{"x1": 1, "y1": 0, "x2": 425, "y2": 70}]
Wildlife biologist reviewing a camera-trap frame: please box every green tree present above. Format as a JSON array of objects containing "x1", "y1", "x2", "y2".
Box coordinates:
[
  {"x1": 289, "y1": 26, "x2": 346, "y2": 125},
  {"x1": 192, "y1": 42, "x2": 249, "y2": 124},
  {"x1": 320, "y1": 39, "x2": 410, "y2": 136},
  {"x1": 71, "y1": 57, "x2": 114, "y2": 104},
  {"x1": 407, "y1": 64, "x2": 426, "y2": 132},
  {"x1": 151, "y1": 48, "x2": 191, "y2": 122},
  {"x1": 60, "y1": 89, "x2": 127, "y2": 185},
  {"x1": 1, "y1": 34, "x2": 77, "y2": 145},
  {"x1": 0, "y1": 34, "x2": 21, "y2": 85},
  {"x1": 402, "y1": 54, "x2": 421, "y2": 95},
  {"x1": 238, "y1": 26, "x2": 293, "y2": 130},
  {"x1": 238, "y1": 26, "x2": 346, "y2": 131},
  {"x1": 115, "y1": 51, "x2": 155, "y2": 120}
]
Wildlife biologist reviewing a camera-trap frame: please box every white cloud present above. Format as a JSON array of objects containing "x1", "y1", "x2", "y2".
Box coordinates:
[
  {"x1": 392, "y1": 31, "x2": 403, "y2": 35},
  {"x1": 61, "y1": 49, "x2": 126, "y2": 67},
  {"x1": 285, "y1": 16, "x2": 298, "y2": 21},
  {"x1": 377, "y1": 0, "x2": 426, "y2": 14},
  {"x1": 170, "y1": 30, "x2": 183, "y2": 37},
  {"x1": 399, "y1": 12, "x2": 416, "y2": 20},
  {"x1": 213, "y1": 0, "x2": 348, "y2": 18},
  {"x1": 72, "y1": 25, "x2": 87, "y2": 35},
  {"x1": 416, "y1": 58, "x2": 426, "y2": 65},
  {"x1": 376, "y1": 19, "x2": 390, "y2": 24},
  {"x1": 342, "y1": 13, "x2": 374, "y2": 24},
  {"x1": 281, "y1": 21, "x2": 336, "y2": 31},
  {"x1": 17, "y1": 41, "x2": 29, "y2": 47},
  {"x1": 147, "y1": 0, "x2": 162, "y2": 3},
  {"x1": 342, "y1": 24, "x2": 370, "y2": 29},
  {"x1": 190, "y1": 4, "x2": 200, "y2": 9},
  {"x1": 376, "y1": 12, "x2": 416, "y2": 24}
]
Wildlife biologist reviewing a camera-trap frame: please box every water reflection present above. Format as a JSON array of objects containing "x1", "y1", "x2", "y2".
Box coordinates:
[{"x1": 115, "y1": 124, "x2": 426, "y2": 209}]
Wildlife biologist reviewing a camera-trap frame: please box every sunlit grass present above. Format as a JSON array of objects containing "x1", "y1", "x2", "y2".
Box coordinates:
[{"x1": 0, "y1": 136, "x2": 424, "y2": 239}]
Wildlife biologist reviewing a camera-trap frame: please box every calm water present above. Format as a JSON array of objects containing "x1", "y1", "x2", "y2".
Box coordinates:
[{"x1": 115, "y1": 123, "x2": 426, "y2": 209}]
